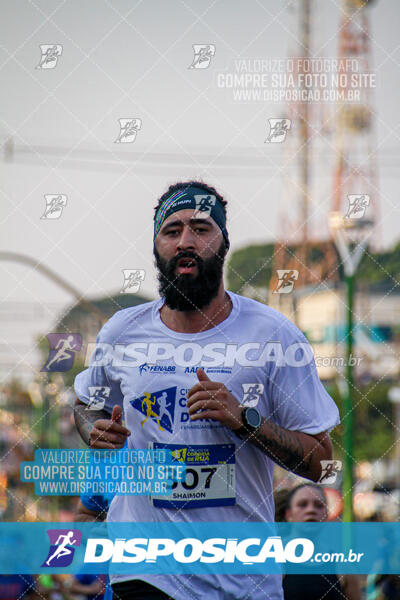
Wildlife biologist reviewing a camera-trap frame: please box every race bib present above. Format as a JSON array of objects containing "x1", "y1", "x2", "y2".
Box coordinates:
[{"x1": 150, "y1": 443, "x2": 236, "y2": 509}]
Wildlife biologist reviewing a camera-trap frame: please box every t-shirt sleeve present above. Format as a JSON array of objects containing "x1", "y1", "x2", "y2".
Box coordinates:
[
  {"x1": 267, "y1": 327, "x2": 340, "y2": 435},
  {"x1": 74, "y1": 319, "x2": 124, "y2": 415}
]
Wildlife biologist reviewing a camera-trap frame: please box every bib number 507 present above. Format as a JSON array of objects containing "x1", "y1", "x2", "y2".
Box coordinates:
[{"x1": 171, "y1": 467, "x2": 217, "y2": 490}]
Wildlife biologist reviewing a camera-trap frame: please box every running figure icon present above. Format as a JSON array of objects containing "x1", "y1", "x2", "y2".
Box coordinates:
[
  {"x1": 45, "y1": 335, "x2": 78, "y2": 370},
  {"x1": 46, "y1": 531, "x2": 77, "y2": 566},
  {"x1": 141, "y1": 393, "x2": 164, "y2": 431}
]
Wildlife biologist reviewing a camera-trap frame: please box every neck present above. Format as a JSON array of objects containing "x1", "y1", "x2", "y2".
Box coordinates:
[{"x1": 159, "y1": 284, "x2": 232, "y2": 333}]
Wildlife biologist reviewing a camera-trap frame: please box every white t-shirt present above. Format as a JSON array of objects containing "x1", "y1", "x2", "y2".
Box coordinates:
[{"x1": 74, "y1": 291, "x2": 340, "y2": 600}]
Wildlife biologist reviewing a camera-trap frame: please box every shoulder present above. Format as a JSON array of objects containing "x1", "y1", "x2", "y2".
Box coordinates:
[
  {"x1": 97, "y1": 300, "x2": 158, "y2": 344},
  {"x1": 230, "y1": 292, "x2": 307, "y2": 343}
]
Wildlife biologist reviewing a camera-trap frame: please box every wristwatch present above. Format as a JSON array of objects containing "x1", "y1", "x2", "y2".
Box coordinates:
[{"x1": 234, "y1": 406, "x2": 262, "y2": 438}]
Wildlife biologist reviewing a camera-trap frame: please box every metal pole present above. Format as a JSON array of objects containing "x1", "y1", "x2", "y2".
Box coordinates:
[
  {"x1": 343, "y1": 273, "x2": 355, "y2": 521},
  {"x1": 388, "y1": 387, "x2": 400, "y2": 517},
  {"x1": 394, "y1": 403, "x2": 400, "y2": 494}
]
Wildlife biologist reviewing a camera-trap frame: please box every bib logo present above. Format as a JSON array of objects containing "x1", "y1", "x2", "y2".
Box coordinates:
[
  {"x1": 171, "y1": 448, "x2": 187, "y2": 463},
  {"x1": 130, "y1": 387, "x2": 177, "y2": 433},
  {"x1": 42, "y1": 529, "x2": 82, "y2": 567}
]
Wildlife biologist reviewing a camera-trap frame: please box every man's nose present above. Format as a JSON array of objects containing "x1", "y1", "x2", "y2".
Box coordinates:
[{"x1": 177, "y1": 225, "x2": 197, "y2": 250}]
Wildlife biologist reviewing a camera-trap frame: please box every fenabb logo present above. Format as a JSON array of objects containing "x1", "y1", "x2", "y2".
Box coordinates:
[
  {"x1": 139, "y1": 363, "x2": 176, "y2": 376},
  {"x1": 42, "y1": 529, "x2": 82, "y2": 567},
  {"x1": 84, "y1": 536, "x2": 314, "y2": 565}
]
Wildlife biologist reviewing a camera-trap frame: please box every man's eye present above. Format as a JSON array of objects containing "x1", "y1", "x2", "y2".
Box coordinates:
[
  {"x1": 194, "y1": 227, "x2": 207, "y2": 233},
  {"x1": 166, "y1": 230, "x2": 178, "y2": 235}
]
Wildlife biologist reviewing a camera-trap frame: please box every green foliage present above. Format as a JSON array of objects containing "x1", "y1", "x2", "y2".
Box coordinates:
[
  {"x1": 358, "y1": 240, "x2": 400, "y2": 286},
  {"x1": 226, "y1": 240, "x2": 400, "y2": 292},
  {"x1": 226, "y1": 244, "x2": 275, "y2": 293},
  {"x1": 60, "y1": 357, "x2": 86, "y2": 389},
  {"x1": 326, "y1": 382, "x2": 394, "y2": 462},
  {"x1": 226, "y1": 239, "x2": 400, "y2": 462}
]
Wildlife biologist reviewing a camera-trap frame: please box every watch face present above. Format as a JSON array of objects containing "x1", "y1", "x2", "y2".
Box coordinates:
[{"x1": 245, "y1": 407, "x2": 261, "y2": 429}]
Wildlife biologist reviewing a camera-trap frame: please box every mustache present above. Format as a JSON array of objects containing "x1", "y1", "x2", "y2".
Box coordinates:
[{"x1": 169, "y1": 251, "x2": 204, "y2": 270}]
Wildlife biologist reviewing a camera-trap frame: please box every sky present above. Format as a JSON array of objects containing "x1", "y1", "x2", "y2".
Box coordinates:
[{"x1": 1, "y1": 0, "x2": 400, "y2": 316}]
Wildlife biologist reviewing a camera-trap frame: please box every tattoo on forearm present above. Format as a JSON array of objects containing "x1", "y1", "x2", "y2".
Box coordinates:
[
  {"x1": 73, "y1": 405, "x2": 109, "y2": 446},
  {"x1": 244, "y1": 418, "x2": 314, "y2": 478}
]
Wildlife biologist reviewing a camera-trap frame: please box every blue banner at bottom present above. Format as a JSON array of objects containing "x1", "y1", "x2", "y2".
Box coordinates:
[{"x1": 0, "y1": 522, "x2": 399, "y2": 575}]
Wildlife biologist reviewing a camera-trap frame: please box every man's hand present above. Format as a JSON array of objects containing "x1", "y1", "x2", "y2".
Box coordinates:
[
  {"x1": 90, "y1": 405, "x2": 131, "y2": 449},
  {"x1": 187, "y1": 368, "x2": 242, "y2": 430},
  {"x1": 186, "y1": 370, "x2": 333, "y2": 482}
]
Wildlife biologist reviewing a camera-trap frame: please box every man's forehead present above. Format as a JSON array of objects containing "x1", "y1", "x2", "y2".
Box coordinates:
[
  {"x1": 296, "y1": 488, "x2": 325, "y2": 500},
  {"x1": 162, "y1": 209, "x2": 214, "y2": 226}
]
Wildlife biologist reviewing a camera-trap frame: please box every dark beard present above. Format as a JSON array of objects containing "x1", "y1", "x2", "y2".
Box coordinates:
[{"x1": 154, "y1": 241, "x2": 226, "y2": 312}]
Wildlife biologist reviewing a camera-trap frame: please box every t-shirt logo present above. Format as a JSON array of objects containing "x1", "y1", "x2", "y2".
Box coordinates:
[{"x1": 130, "y1": 387, "x2": 177, "y2": 433}]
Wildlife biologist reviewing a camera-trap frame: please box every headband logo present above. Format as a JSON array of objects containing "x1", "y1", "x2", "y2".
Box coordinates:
[{"x1": 193, "y1": 194, "x2": 216, "y2": 217}]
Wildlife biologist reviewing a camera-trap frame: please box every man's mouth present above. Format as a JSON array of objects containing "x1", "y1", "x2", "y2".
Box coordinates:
[{"x1": 176, "y1": 257, "x2": 198, "y2": 274}]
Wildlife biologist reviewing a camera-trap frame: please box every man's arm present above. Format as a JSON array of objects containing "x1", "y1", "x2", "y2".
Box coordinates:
[
  {"x1": 74, "y1": 399, "x2": 131, "y2": 448},
  {"x1": 69, "y1": 577, "x2": 104, "y2": 597},
  {"x1": 187, "y1": 369, "x2": 333, "y2": 482},
  {"x1": 238, "y1": 420, "x2": 332, "y2": 482}
]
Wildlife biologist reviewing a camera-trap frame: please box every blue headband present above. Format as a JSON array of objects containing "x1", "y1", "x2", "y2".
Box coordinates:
[{"x1": 154, "y1": 186, "x2": 230, "y2": 249}]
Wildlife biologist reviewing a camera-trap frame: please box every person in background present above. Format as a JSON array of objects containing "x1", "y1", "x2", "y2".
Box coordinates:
[
  {"x1": 282, "y1": 483, "x2": 361, "y2": 600},
  {"x1": 74, "y1": 494, "x2": 113, "y2": 600},
  {"x1": 0, "y1": 576, "x2": 37, "y2": 600},
  {"x1": 37, "y1": 575, "x2": 73, "y2": 600},
  {"x1": 68, "y1": 575, "x2": 104, "y2": 600},
  {"x1": 366, "y1": 574, "x2": 400, "y2": 600}
]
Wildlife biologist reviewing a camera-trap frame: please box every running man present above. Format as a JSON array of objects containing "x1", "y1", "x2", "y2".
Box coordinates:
[
  {"x1": 45, "y1": 335, "x2": 77, "y2": 371},
  {"x1": 74, "y1": 181, "x2": 340, "y2": 600},
  {"x1": 45, "y1": 531, "x2": 77, "y2": 566},
  {"x1": 140, "y1": 393, "x2": 164, "y2": 430},
  {"x1": 157, "y1": 391, "x2": 173, "y2": 431}
]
